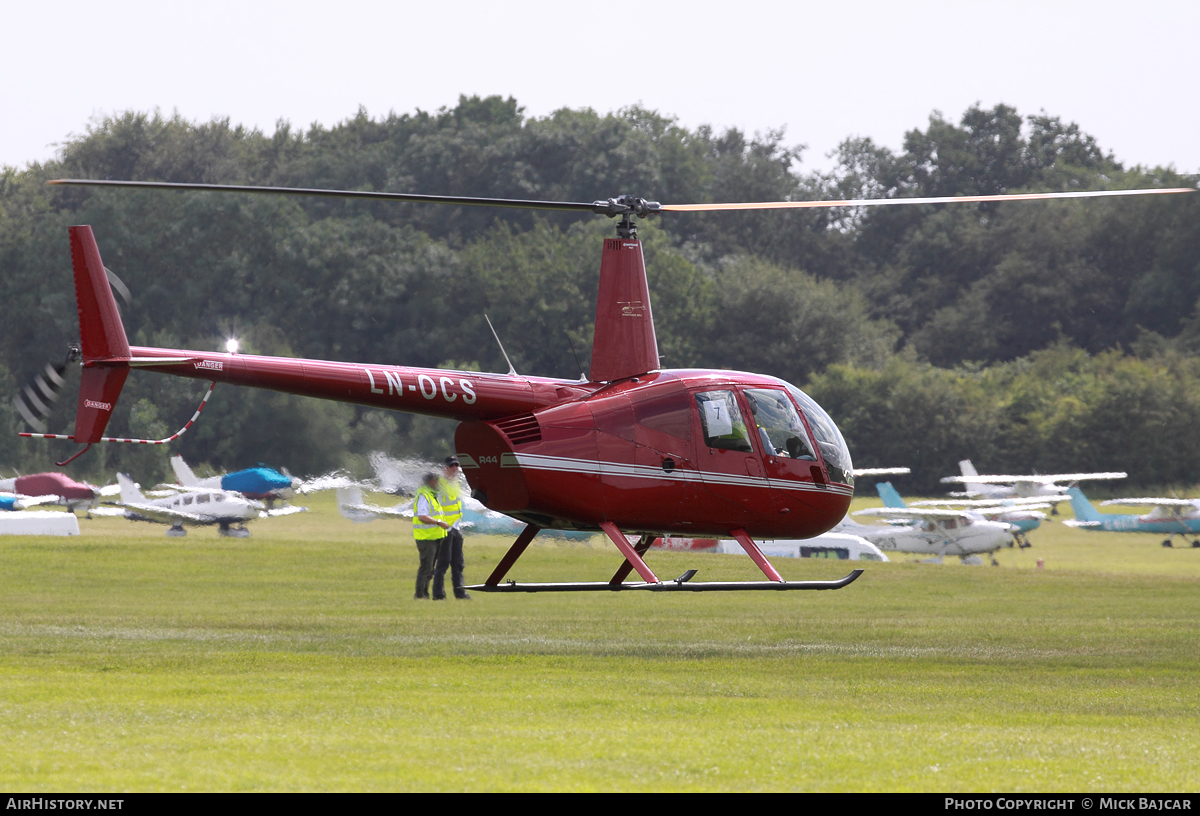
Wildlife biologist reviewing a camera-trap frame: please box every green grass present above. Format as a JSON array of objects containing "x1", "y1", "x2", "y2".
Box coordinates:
[{"x1": 1, "y1": 493, "x2": 1198, "y2": 791}]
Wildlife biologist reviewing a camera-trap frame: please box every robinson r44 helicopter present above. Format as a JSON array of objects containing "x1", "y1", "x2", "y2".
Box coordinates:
[{"x1": 21, "y1": 179, "x2": 1194, "y2": 593}]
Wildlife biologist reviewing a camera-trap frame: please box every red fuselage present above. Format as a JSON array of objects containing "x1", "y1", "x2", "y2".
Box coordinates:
[{"x1": 127, "y1": 348, "x2": 852, "y2": 538}]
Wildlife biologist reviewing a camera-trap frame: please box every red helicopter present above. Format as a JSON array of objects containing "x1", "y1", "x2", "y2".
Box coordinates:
[{"x1": 21, "y1": 180, "x2": 1194, "y2": 593}]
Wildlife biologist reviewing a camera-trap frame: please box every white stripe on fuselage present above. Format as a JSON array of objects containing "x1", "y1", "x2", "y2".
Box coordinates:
[{"x1": 501, "y1": 453, "x2": 853, "y2": 496}]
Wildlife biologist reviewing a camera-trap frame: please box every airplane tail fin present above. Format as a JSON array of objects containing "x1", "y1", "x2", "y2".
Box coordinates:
[
  {"x1": 171, "y1": 455, "x2": 200, "y2": 486},
  {"x1": 959, "y1": 459, "x2": 988, "y2": 496},
  {"x1": 336, "y1": 486, "x2": 377, "y2": 523},
  {"x1": 876, "y1": 481, "x2": 907, "y2": 508},
  {"x1": 69, "y1": 226, "x2": 131, "y2": 444},
  {"x1": 1067, "y1": 487, "x2": 1103, "y2": 522},
  {"x1": 116, "y1": 473, "x2": 145, "y2": 505}
]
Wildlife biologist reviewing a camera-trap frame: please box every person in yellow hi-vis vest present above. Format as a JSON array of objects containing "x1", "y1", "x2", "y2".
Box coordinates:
[
  {"x1": 413, "y1": 471, "x2": 448, "y2": 600},
  {"x1": 433, "y1": 455, "x2": 470, "y2": 600}
]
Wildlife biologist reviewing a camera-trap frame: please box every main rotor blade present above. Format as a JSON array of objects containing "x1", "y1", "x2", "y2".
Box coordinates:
[
  {"x1": 660, "y1": 187, "x2": 1195, "y2": 211},
  {"x1": 49, "y1": 178, "x2": 1194, "y2": 215},
  {"x1": 48, "y1": 179, "x2": 605, "y2": 214}
]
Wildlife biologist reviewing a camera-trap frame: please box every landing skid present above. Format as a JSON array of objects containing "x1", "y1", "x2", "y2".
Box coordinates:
[
  {"x1": 478, "y1": 521, "x2": 864, "y2": 594},
  {"x1": 468, "y1": 569, "x2": 863, "y2": 593}
]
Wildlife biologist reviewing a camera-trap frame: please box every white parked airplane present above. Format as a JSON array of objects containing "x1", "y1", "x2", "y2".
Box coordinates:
[
  {"x1": 907, "y1": 497, "x2": 1051, "y2": 549},
  {"x1": 940, "y1": 459, "x2": 1126, "y2": 513},
  {"x1": 840, "y1": 506, "x2": 1015, "y2": 565},
  {"x1": 113, "y1": 473, "x2": 304, "y2": 536}
]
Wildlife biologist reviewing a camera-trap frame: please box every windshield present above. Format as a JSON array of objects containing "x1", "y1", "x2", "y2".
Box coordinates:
[
  {"x1": 784, "y1": 384, "x2": 854, "y2": 486},
  {"x1": 743, "y1": 388, "x2": 818, "y2": 461}
]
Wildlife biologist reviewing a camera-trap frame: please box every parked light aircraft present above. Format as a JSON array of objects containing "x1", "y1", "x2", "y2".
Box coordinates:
[
  {"x1": 1063, "y1": 487, "x2": 1200, "y2": 548},
  {"x1": 837, "y1": 482, "x2": 1016, "y2": 564},
  {"x1": 941, "y1": 460, "x2": 1126, "y2": 513},
  {"x1": 113, "y1": 473, "x2": 304, "y2": 536},
  {"x1": 170, "y1": 455, "x2": 297, "y2": 505},
  {"x1": 903, "y1": 493, "x2": 1051, "y2": 549},
  {"x1": 0, "y1": 471, "x2": 121, "y2": 516}
]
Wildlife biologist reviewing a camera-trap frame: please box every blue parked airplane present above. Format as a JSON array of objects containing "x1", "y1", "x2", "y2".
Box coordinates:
[
  {"x1": 170, "y1": 455, "x2": 298, "y2": 507},
  {"x1": 1064, "y1": 487, "x2": 1200, "y2": 548}
]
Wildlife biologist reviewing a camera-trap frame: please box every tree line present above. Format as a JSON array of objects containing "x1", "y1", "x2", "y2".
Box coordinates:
[{"x1": 1, "y1": 98, "x2": 1196, "y2": 492}]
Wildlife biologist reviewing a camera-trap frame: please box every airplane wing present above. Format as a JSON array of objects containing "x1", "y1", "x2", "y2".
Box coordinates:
[
  {"x1": 941, "y1": 472, "x2": 1126, "y2": 485},
  {"x1": 295, "y1": 472, "x2": 360, "y2": 494},
  {"x1": 117, "y1": 502, "x2": 208, "y2": 524},
  {"x1": 911, "y1": 497, "x2": 1052, "y2": 508},
  {"x1": 261, "y1": 505, "x2": 308, "y2": 518},
  {"x1": 853, "y1": 507, "x2": 971, "y2": 520},
  {"x1": 1099, "y1": 494, "x2": 1200, "y2": 506},
  {"x1": 15, "y1": 494, "x2": 61, "y2": 508},
  {"x1": 851, "y1": 467, "x2": 911, "y2": 476}
]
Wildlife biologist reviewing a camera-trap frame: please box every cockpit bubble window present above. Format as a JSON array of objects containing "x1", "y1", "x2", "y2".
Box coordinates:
[
  {"x1": 695, "y1": 390, "x2": 753, "y2": 452},
  {"x1": 784, "y1": 384, "x2": 854, "y2": 486},
  {"x1": 743, "y1": 388, "x2": 817, "y2": 461}
]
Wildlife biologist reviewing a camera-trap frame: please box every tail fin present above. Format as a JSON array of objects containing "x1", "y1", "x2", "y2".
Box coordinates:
[
  {"x1": 70, "y1": 226, "x2": 131, "y2": 443},
  {"x1": 117, "y1": 473, "x2": 145, "y2": 505},
  {"x1": 589, "y1": 238, "x2": 659, "y2": 382},
  {"x1": 336, "y1": 486, "x2": 377, "y2": 523},
  {"x1": 171, "y1": 455, "x2": 200, "y2": 486},
  {"x1": 876, "y1": 481, "x2": 908, "y2": 508},
  {"x1": 958, "y1": 459, "x2": 990, "y2": 497},
  {"x1": 1067, "y1": 486, "x2": 1103, "y2": 522}
]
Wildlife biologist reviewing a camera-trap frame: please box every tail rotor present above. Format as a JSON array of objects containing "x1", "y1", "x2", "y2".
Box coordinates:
[{"x1": 14, "y1": 345, "x2": 81, "y2": 433}]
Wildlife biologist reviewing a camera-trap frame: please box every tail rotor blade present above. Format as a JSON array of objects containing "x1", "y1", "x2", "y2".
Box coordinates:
[
  {"x1": 14, "y1": 346, "x2": 80, "y2": 433},
  {"x1": 15, "y1": 360, "x2": 68, "y2": 432},
  {"x1": 104, "y1": 266, "x2": 132, "y2": 309}
]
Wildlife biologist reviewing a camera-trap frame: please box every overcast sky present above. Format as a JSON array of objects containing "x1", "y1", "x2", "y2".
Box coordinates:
[{"x1": 3, "y1": 0, "x2": 1196, "y2": 181}]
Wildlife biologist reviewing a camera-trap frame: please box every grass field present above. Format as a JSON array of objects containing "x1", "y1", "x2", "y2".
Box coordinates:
[{"x1": 2, "y1": 493, "x2": 1198, "y2": 791}]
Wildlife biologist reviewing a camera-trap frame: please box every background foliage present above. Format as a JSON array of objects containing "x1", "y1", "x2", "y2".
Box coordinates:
[{"x1": 2, "y1": 99, "x2": 1197, "y2": 492}]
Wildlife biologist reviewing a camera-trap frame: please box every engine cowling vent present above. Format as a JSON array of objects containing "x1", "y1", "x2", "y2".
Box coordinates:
[{"x1": 495, "y1": 413, "x2": 542, "y2": 445}]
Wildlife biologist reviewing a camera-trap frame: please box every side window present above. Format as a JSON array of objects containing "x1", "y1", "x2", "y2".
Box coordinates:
[
  {"x1": 695, "y1": 390, "x2": 753, "y2": 452},
  {"x1": 631, "y1": 385, "x2": 691, "y2": 441}
]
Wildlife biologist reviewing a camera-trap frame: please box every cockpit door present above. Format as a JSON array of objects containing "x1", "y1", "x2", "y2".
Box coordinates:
[
  {"x1": 741, "y1": 386, "x2": 829, "y2": 511},
  {"x1": 691, "y1": 388, "x2": 774, "y2": 527}
]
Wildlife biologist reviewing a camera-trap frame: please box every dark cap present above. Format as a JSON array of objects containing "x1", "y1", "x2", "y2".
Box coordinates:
[{"x1": 444, "y1": 456, "x2": 460, "y2": 467}]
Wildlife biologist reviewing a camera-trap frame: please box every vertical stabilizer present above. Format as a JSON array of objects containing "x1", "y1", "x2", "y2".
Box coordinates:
[
  {"x1": 876, "y1": 482, "x2": 908, "y2": 508},
  {"x1": 337, "y1": 487, "x2": 378, "y2": 523},
  {"x1": 69, "y1": 226, "x2": 131, "y2": 443},
  {"x1": 589, "y1": 238, "x2": 659, "y2": 382},
  {"x1": 71, "y1": 226, "x2": 130, "y2": 362},
  {"x1": 117, "y1": 473, "x2": 145, "y2": 505},
  {"x1": 1067, "y1": 487, "x2": 1103, "y2": 522},
  {"x1": 959, "y1": 459, "x2": 989, "y2": 496},
  {"x1": 171, "y1": 456, "x2": 199, "y2": 486}
]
